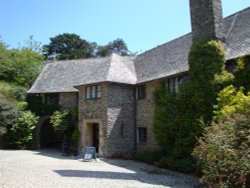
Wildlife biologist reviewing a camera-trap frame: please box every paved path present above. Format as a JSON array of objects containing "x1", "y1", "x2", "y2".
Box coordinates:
[{"x1": 0, "y1": 150, "x2": 202, "y2": 188}]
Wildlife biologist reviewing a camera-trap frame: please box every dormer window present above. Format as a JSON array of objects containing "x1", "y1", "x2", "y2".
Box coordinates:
[{"x1": 85, "y1": 85, "x2": 101, "y2": 100}]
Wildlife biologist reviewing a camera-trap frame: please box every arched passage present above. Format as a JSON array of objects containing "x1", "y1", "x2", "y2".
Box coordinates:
[{"x1": 40, "y1": 118, "x2": 61, "y2": 149}]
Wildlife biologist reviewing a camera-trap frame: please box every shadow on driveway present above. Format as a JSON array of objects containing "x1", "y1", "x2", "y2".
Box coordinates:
[{"x1": 34, "y1": 150, "x2": 202, "y2": 188}]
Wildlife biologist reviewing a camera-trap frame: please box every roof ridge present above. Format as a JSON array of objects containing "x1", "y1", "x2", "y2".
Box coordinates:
[
  {"x1": 137, "y1": 6, "x2": 250, "y2": 59},
  {"x1": 137, "y1": 33, "x2": 192, "y2": 57},
  {"x1": 47, "y1": 55, "x2": 110, "y2": 64},
  {"x1": 223, "y1": 6, "x2": 250, "y2": 20},
  {"x1": 105, "y1": 53, "x2": 114, "y2": 81}
]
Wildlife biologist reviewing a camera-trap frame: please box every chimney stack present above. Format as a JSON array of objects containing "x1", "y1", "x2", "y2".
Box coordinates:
[{"x1": 190, "y1": 0, "x2": 225, "y2": 42}]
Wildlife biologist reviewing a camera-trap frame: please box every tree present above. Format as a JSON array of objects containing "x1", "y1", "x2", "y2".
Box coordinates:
[
  {"x1": 0, "y1": 93, "x2": 19, "y2": 135},
  {"x1": 43, "y1": 33, "x2": 94, "y2": 60},
  {"x1": 0, "y1": 38, "x2": 44, "y2": 87},
  {"x1": 96, "y1": 38, "x2": 129, "y2": 57}
]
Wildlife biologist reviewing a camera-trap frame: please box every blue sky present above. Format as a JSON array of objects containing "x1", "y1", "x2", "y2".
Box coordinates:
[{"x1": 1, "y1": 0, "x2": 249, "y2": 53}]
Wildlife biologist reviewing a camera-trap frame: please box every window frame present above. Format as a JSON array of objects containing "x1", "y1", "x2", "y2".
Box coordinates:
[
  {"x1": 85, "y1": 85, "x2": 102, "y2": 100},
  {"x1": 44, "y1": 93, "x2": 59, "y2": 105},
  {"x1": 137, "y1": 127, "x2": 147, "y2": 143},
  {"x1": 136, "y1": 84, "x2": 146, "y2": 100},
  {"x1": 166, "y1": 77, "x2": 179, "y2": 93}
]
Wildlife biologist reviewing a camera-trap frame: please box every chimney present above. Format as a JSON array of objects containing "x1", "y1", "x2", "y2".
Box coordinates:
[{"x1": 189, "y1": 0, "x2": 225, "y2": 42}]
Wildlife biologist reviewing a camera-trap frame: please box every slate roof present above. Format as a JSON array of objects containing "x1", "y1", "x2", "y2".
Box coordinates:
[
  {"x1": 28, "y1": 54, "x2": 136, "y2": 93},
  {"x1": 135, "y1": 7, "x2": 250, "y2": 84},
  {"x1": 28, "y1": 7, "x2": 250, "y2": 93}
]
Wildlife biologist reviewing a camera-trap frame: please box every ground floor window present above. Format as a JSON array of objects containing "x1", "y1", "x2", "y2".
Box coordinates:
[{"x1": 137, "y1": 127, "x2": 147, "y2": 143}]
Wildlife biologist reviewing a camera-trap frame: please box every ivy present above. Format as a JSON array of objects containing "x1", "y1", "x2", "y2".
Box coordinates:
[
  {"x1": 234, "y1": 54, "x2": 250, "y2": 92},
  {"x1": 153, "y1": 40, "x2": 230, "y2": 158}
]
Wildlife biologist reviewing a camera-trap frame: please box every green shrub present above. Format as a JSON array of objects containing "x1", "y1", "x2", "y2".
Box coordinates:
[
  {"x1": 159, "y1": 156, "x2": 196, "y2": 173},
  {"x1": 0, "y1": 81, "x2": 27, "y2": 103},
  {"x1": 214, "y1": 85, "x2": 250, "y2": 120},
  {"x1": 234, "y1": 54, "x2": 250, "y2": 92},
  {"x1": 135, "y1": 151, "x2": 164, "y2": 164},
  {"x1": 9, "y1": 111, "x2": 38, "y2": 149},
  {"x1": 71, "y1": 129, "x2": 80, "y2": 145},
  {"x1": 50, "y1": 110, "x2": 74, "y2": 140},
  {"x1": 0, "y1": 93, "x2": 19, "y2": 135},
  {"x1": 193, "y1": 87, "x2": 250, "y2": 188}
]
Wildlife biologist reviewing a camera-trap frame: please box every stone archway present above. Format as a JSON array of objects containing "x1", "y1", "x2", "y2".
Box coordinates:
[{"x1": 36, "y1": 116, "x2": 61, "y2": 149}]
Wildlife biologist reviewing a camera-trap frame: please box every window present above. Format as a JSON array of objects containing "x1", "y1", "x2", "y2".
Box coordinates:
[
  {"x1": 137, "y1": 127, "x2": 147, "y2": 143},
  {"x1": 85, "y1": 85, "x2": 101, "y2": 99},
  {"x1": 45, "y1": 93, "x2": 59, "y2": 105},
  {"x1": 166, "y1": 77, "x2": 179, "y2": 93},
  {"x1": 120, "y1": 123, "x2": 126, "y2": 138},
  {"x1": 166, "y1": 75, "x2": 190, "y2": 93},
  {"x1": 136, "y1": 84, "x2": 146, "y2": 100}
]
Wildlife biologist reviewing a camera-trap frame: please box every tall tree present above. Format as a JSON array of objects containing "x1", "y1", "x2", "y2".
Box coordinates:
[
  {"x1": 0, "y1": 38, "x2": 44, "y2": 87},
  {"x1": 43, "y1": 33, "x2": 94, "y2": 60},
  {"x1": 96, "y1": 38, "x2": 130, "y2": 57}
]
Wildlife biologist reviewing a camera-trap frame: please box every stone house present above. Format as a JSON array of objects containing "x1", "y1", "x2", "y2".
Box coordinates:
[{"x1": 28, "y1": 0, "x2": 250, "y2": 156}]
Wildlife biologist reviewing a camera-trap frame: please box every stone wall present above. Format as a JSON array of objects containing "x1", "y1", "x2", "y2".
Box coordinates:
[
  {"x1": 59, "y1": 92, "x2": 78, "y2": 109},
  {"x1": 77, "y1": 83, "x2": 108, "y2": 156},
  {"x1": 136, "y1": 80, "x2": 160, "y2": 151},
  {"x1": 77, "y1": 83, "x2": 136, "y2": 156},
  {"x1": 106, "y1": 83, "x2": 135, "y2": 155}
]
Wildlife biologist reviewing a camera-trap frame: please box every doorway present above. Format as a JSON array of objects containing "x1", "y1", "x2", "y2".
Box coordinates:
[{"x1": 92, "y1": 123, "x2": 99, "y2": 153}]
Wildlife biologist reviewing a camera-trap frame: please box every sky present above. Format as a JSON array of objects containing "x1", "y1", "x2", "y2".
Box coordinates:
[{"x1": 0, "y1": 0, "x2": 249, "y2": 53}]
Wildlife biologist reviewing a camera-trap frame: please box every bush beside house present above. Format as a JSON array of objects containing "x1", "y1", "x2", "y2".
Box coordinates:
[{"x1": 193, "y1": 86, "x2": 250, "y2": 188}]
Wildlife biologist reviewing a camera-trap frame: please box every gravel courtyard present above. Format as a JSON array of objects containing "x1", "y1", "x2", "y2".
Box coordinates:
[{"x1": 0, "y1": 150, "x2": 202, "y2": 188}]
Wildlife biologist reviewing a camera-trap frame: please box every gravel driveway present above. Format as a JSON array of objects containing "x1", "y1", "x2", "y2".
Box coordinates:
[{"x1": 0, "y1": 150, "x2": 202, "y2": 188}]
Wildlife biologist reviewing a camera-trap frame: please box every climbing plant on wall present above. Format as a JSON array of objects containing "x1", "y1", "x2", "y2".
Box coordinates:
[
  {"x1": 154, "y1": 40, "x2": 230, "y2": 158},
  {"x1": 234, "y1": 54, "x2": 250, "y2": 92}
]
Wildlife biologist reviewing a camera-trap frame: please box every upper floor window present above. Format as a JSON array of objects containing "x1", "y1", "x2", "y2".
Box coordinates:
[
  {"x1": 166, "y1": 77, "x2": 179, "y2": 93},
  {"x1": 166, "y1": 75, "x2": 189, "y2": 93},
  {"x1": 45, "y1": 93, "x2": 59, "y2": 105},
  {"x1": 85, "y1": 85, "x2": 101, "y2": 100},
  {"x1": 136, "y1": 84, "x2": 146, "y2": 100}
]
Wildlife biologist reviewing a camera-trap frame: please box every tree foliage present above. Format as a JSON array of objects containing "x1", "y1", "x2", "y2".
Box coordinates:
[
  {"x1": 234, "y1": 54, "x2": 250, "y2": 92},
  {"x1": 0, "y1": 37, "x2": 43, "y2": 148},
  {"x1": 0, "y1": 93, "x2": 19, "y2": 135},
  {"x1": 43, "y1": 33, "x2": 131, "y2": 60},
  {"x1": 96, "y1": 38, "x2": 129, "y2": 57},
  {"x1": 193, "y1": 86, "x2": 250, "y2": 188},
  {"x1": 154, "y1": 40, "x2": 229, "y2": 158},
  {"x1": 9, "y1": 111, "x2": 38, "y2": 149},
  {"x1": 43, "y1": 33, "x2": 94, "y2": 60},
  {"x1": 50, "y1": 110, "x2": 74, "y2": 139},
  {"x1": 0, "y1": 38, "x2": 44, "y2": 87}
]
